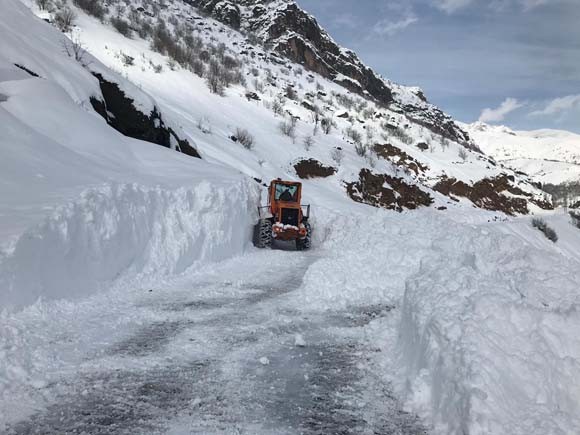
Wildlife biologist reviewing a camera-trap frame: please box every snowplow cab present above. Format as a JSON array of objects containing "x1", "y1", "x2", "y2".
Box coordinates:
[{"x1": 253, "y1": 179, "x2": 311, "y2": 250}]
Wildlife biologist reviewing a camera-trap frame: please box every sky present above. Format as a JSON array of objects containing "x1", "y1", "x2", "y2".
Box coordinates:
[{"x1": 295, "y1": 0, "x2": 580, "y2": 133}]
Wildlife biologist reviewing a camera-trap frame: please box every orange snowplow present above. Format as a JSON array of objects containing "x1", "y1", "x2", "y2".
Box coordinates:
[{"x1": 253, "y1": 179, "x2": 312, "y2": 250}]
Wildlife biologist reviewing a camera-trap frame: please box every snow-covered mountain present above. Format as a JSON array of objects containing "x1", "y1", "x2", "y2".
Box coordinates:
[
  {"x1": 17, "y1": 0, "x2": 553, "y2": 217},
  {"x1": 465, "y1": 121, "x2": 580, "y2": 185},
  {"x1": 2, "y1": 1, "x2": 580, "y2": 434}
]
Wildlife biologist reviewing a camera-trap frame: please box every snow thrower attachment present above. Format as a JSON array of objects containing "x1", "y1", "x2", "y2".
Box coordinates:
[{"x1": 253, "y1": 179, "x2": 312, "y2": 250}]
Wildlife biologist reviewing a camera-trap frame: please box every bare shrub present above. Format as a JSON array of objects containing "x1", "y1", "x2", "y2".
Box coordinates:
[
  {"x1": 285, "y1": 84, "x2": 297, "y2": 100},
  {"x1": 365, "y1": 153, "x2": 376, "y2": 168},
  {"x1": 390, "y1": 126, "x2": 413, "y2": 145},
  {"x1": 321, "y1": 116, "x2": 334, "y2": 135},
  {"x1": 354, "y1": 142, "x2": 367, "y2": 157},
  {"x1": 271, "y1": 99, "x2": 284, "y2": 116},
  {"x1": 54, "y1": 7, "x2": 76, "y2": 32},
  {"x1": 110, "y1": 16, "x2": 132, "y2": 38},
  {"x1": 191, "y1": 59, "x2": 205, "y2": 77},
  {"x1": 235, "y1": 128, "x2": 255, "y2": 149},
  {"x1": 120, "y1": 52, "x2": 134, "y2": 66},
  {"x1": 206, "y1": 60, "x2": 225, "y2": 95},
  {"x1": 345, "y1": 127, "x2": 363, "y2": 145},
  {"x1": 36, "y1": 0, "x2": 51, "y2": 10},
  {"x1": 279, "y1": 119, "x2": 296, "y2": 141},
  {"x1": 137, "y1": 20, "x2": 152, "y2": 39},
  {"x1": 569, "y1": 211, "x2": 580, "y2": 229},
  {"x1": 458, "y1": 148, "x2": 469, "y2": 162},
  {"x1": 197, "y1": 117, "x2": 212, "y2": 134},
  {"x1": 330, "y1": 148, "x2": 344, "y2": 166},
  {"x1": 62, "y1": 36, "x2": 89, "y2": 65},
  {"x1": 253, "y1": 78, "x2": 264, "y2": 93},
  {"x1": 72, "y1": 0, "x2": 106, "y2": 20},
  {"x1": 532, "y1": 217, "x2": 558, "y2": 242},
  {"x1": 303, "y1": 135, "x2": 314, "y2": 151}
]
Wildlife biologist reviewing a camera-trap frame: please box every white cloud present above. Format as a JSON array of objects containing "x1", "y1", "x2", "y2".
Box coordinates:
[
  {"x1": 518, "y1": 0, "x2": 549, "y2": 10},
  {"x1": 373, "y1": 16, "x2": 418, "y2": 36},
  {"x1": 432, "y1": 0, "x2": 474, "y2": 13},
  {"x1": 530, "y1": 94, "x2": 580, "y2": 116},
  {"x1": 433, "y1": 0, "x2": 549, "y2": 13},
  {"x1": 333, "y1": 14, "x2": 358, "y2": 29},
  {"x1": 479, "y1": 98, "x2": 525, "y2": 123}
]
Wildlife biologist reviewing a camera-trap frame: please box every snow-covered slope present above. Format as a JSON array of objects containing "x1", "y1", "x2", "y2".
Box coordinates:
[
  {"x1": 465, "y1": 121, "x2": 580, "y2": 185},
  {"x1": 19, "y1": 0, "x2": 552, "y2": 217},
  {"x1": 1, "y1": 1, "x2": 580, "y2": 434},
  {"x1": 0, "y1": 0, "x2": 259, "y2": 309}
]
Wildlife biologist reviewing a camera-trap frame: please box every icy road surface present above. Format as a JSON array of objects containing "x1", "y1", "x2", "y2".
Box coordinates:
[{"x1": 4, "y1": 249, "x2": 427, "y2": 434}]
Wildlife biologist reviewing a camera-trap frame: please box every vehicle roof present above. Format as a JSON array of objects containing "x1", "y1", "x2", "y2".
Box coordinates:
[{"x1": 271, "y1": 180, "x2": 302, "y2": 186}]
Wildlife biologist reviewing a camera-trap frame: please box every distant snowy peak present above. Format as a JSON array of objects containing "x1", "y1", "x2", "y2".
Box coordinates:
[
  {"x1": 465, "y1": 121, "x2": 580, "y2": 184},
  {"x1": 188, "y1": 0, "x2": 472, "y2": 145}
]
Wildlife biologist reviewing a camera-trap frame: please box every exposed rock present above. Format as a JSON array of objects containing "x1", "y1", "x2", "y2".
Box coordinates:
[
  {"x1": 346, "y1": 169, "x2": 433, "y2": 212},
  {"x1": 245, "y1": 91, "x2": 261, "y2": 101},
  {"x1": 190, "y1": 0, "x2": 241, "y2": 29},
  {"x1": 416, "y1": 142, "x2": 429, "y2": 151},
  {"x1": 373, "y1": 143, "x2": 428, "y2": 176},
  {"x1": 294, "y1": 159, "x2": 336, "y2": 179},
  {"x1": 90, "y1": 73, "x2": 200, "y2": 158},
  {"x1": 432, "y1": 175, "x2": 553, "y2": 215},
  {"x1": 14, "y1": 63, "x2": 40, "y2": 77}
]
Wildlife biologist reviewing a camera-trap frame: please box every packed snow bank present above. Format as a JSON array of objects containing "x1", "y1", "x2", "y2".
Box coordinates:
[
  {"x1": 292, "y1": 208, "x2": 580, "y2": 434},
  {"x1": 293, "y1": 209, "x2": 435, "y2": 310},
  {"x1": 0, "y1": 0, "x2": 260, "y2": 310},
  {"x1": 0, "y1": 180, "x2": 258, "y2": 310},
  {"x1": 400, "y1": 220, "x2": 580, "y2": 434}
]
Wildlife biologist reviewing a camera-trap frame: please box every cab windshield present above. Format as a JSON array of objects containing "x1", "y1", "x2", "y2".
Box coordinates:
[{"x1": 275, "y1": 184, "x2": 298, "y2": 201}]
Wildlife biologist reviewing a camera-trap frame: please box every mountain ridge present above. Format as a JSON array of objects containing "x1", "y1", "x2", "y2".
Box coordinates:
[{"x1": 188, "y1": 0, "x2": 474, "y2": 146}]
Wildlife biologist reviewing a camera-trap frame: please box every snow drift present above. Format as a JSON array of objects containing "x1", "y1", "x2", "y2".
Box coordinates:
[
  {"x1": 0, "y1": 180, "x2": 258, "y2": 310},
  {"x1": 0, "y1": 0, "x2": 259, "y2": 310},
  {"x1": 400, "y1": 217, "x2": 580, "y2": 435},
  {"x1": 293, "y1": 209, "x2": 580, "y2": 434}
]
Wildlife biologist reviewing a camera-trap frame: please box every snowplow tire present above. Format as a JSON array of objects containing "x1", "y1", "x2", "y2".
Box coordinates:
[
  {"x1": 296, "y1": 222, "x2": 312, "y2": 251},
  {"x1": 253, "y1": 219, "x2": 273, "y2": 249}
]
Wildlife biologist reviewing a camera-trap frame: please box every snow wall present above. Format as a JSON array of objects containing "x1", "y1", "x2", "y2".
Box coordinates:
[
  {"x1": 293, "y1": 209, "x2": 580, "y2": 435},
  {"x1": 399, "y1": 219, "x2": 580, "y2": 435},
  {"x1": 0, "y1": 180, "x2": 259, "y2": 310}
]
